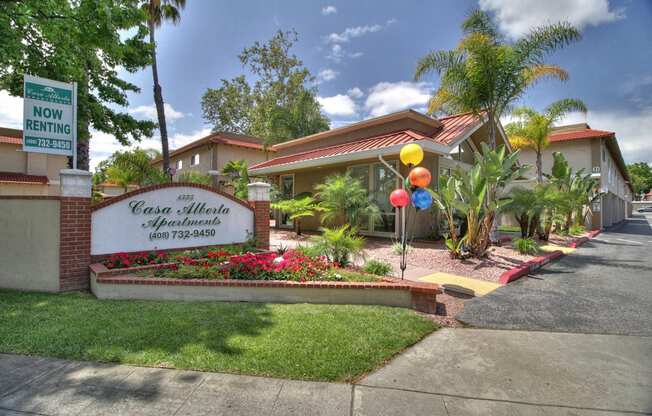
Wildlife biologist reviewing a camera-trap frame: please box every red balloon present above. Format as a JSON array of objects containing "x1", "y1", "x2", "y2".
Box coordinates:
[
  {"x1": 389, "y1": 189, "x2": 410, "y2": 208},
  {"x1": 409, "y1": 167, "x2": 432, "y2": 188}
]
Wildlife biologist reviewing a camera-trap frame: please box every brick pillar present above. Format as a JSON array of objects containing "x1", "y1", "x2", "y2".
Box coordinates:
[
  {"x1": 248, "y1": 182, "x2": 271, "y2": 250},
  {"x1": 59, "y1": 169, "x2": 92, "y2": 291}
]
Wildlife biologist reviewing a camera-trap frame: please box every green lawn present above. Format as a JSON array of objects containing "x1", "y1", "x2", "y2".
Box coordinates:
[{"x1": 0, "y1": 290, "x2": 436, "y2": 381}]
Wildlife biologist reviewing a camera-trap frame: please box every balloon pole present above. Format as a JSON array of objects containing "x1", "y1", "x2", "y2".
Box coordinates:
[
  {"x1": 382, "y1": 144, "x2": 431, "y2": 281},
  {"x1": 379, "y1": 155, "x2": 408, "y2": 279}
]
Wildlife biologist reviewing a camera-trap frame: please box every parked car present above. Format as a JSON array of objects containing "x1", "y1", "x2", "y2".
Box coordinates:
[{"x1": 637, "y1": 207, "x2": 652, "y2": 212}]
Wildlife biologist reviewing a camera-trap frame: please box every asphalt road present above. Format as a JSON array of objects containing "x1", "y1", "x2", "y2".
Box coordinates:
[{"x1": 457, "y1": 214, "x2": 652, "y2": 336}]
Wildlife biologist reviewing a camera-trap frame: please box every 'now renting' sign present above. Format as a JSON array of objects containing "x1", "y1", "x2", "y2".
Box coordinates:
[{"x1": 23, "y1": 74, "x2": 76, "y2": 156}]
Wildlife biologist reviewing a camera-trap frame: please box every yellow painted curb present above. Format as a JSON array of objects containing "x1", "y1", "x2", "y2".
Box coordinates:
[
  {"x1": 539, "y1": 244, "x2": 575, "y2": 255},
  {"x1": 419, "y1": 272, "x2": 502, "y2": 297}
]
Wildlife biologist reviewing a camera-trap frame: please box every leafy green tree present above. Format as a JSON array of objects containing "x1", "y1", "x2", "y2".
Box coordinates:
[
  {"x1": 506, "y1": 99, "x2": 587, "y2": 183},
  {"x1": 201, "y1": 30, "x2": 330, "y2": 147},
  {"x1": 628, "y1": 162, "x2": 652, "y2": 197},
  {"x1": 271, "y1": 196, "x2": 320, "y2": 236},
  {"x1": 221, "y1": 159, "x2": 249, "y2": 199},
  {"x1": 0, "y1": 0, "x2": 156, "y2": 170},
  {"x1": 414, "y1": 9, "x2": 581, "y2": 150},
  {"x1": 141, "y1": 0, "x2": 186, "y2": 177},
  {"x1": 95, "y1": 148, "x2": 165, "y2": 188},
  {"x1": 314, "y1": 173, "x2": 379, "y2": 229}
]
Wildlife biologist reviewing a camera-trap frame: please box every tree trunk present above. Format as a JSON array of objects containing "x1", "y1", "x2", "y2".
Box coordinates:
[
  {"x1": 487, "y1": 110, "x2": 499, "y2": 242},
  {"x1": 536, "y1": 150, "x2": 543, "y2": 184},
  {"x1": 149, "y1": 20, "x2": 170, "y2": 179}
]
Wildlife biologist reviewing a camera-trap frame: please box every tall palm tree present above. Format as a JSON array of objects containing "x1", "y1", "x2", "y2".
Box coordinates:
[
  {"x1": 506, "y1": 99, "x2": 587, "y2": 183},
  {"x1": 142, "y1": 0, "x2": 186, "y2": 179},
  {"x1": 415, "y1": 9, "x2": 581, "y2": 150}
]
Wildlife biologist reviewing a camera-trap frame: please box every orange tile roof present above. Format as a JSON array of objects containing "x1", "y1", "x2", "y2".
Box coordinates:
[
  {"x1": 250, "y1": 130, "x2": 431, "y2": 170},
  {"x1": 250, "y1": 111, "x2": 482, "y2": 171},
  {"x1": 0, "y1": 171, "x2": 48, "y2": 184},
  {"x1": 548, "y1": 128, "x2": 614, "y2": 143},
  {"x1": 0, "y1": 127, "x2": 23, "y2": 145}
]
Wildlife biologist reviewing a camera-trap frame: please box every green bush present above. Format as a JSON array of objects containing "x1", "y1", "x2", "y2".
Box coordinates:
[
  {"x1": 569, "y1": 224, "x2": 585, "y2": 236},
  {"x1": 363, "y1": 260, "x2": 393, "y2": 276},
  {"x1": 310, "y1": 225, "x2": 365, "y2": 267},
  {"x1": 177, "y1": 170, "x2": 212, "y2": 185},
  {"x1": 513, "y1": 237, "x2": 539, "y2": 255},
  {"x1": 392, "y1": 242, "x2": 412, "y2": 255}
]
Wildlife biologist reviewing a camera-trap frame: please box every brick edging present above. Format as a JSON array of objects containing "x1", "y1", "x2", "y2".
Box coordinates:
[
  {"x1": 498, "y1": 230, "x2": 602, "y2": 284},
  {"x1": 91, "y1": 182, "x2": 253, "y2": 212}
]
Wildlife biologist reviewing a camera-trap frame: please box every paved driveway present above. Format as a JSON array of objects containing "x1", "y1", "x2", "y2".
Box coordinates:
[{"x1": 457, "y1": 214, "x2": 652, "y2": 336}]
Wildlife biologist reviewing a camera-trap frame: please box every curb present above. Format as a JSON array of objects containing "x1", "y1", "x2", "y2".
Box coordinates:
[
  {"x1": 498, "y1": 250, "x2": 564, "y2": 284},
  {"x1": 498, "y1": 228, "x2": 602, "y2": 284}
]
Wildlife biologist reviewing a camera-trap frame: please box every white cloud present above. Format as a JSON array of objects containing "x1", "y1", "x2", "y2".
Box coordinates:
[
  {"x1": 318, "y1": 94, "x2": 357, "y2": 117},
  {"x1": 317, "y1": 68, "x2": 339, "y2": 83},
  {"x1": 347, "y1": 87, "x2": 364, "y2": 99},
  {"x1": 321, "y1": 5, "x2": 337, "y2": 15},
  {"x1": 326, "y1": 44, "x2": 364, "y2": 62},
  {"x1": 128, "y1": 103, "x2": 185, "y2": 122},
  {"x1": 0, "y1": 90, "x2": 24, "y2": 128},
  {"x1": 326, "y1": 24, "x2": 383, "y2": 44},
  {"x1": 558, "y1": 109, "x2": 652, "y2": 164},
  {"x1": 364, "y1": 81, "x2": 432, "y2": 117},
  {"x1": 479, "y1": 0, "x2": 624, "y2": 39}
]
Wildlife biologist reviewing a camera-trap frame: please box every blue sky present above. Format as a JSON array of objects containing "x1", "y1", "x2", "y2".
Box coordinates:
[{"x1": 1, "y1": 0, "x2": 650, "y2": 169}]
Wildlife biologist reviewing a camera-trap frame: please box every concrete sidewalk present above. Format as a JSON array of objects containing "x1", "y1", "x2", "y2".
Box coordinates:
[{"x1": 3, "y1": 328, "x2": 651, "y2": 415}]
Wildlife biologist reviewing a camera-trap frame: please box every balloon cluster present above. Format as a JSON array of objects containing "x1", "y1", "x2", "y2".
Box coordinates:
[{"x1": 389, "y1": 143, "x2": 433, "y2": 210}]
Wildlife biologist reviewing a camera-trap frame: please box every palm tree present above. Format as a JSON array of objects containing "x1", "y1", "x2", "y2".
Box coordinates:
[
  {"x1": 506, "y1": 99, "x2": 587, "y2": 183},
  {"x1": 221, "y1": 159, "x2": 249, "y2": 199},
  {"x1": 142, "y1": 0, "x2": 186, "y2": 179},
  {"x1": 414, "y1": 9, "x2": 581, "y2": 150}
]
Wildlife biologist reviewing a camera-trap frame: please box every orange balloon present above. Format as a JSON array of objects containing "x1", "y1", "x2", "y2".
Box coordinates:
[{"x1": 409, "y1": 167, "x2": 431, "y2": 188}]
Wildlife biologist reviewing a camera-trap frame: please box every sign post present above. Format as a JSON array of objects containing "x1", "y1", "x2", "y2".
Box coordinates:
[{"x1": 23, "y1": 75, "x2": 77, "y2": 167}]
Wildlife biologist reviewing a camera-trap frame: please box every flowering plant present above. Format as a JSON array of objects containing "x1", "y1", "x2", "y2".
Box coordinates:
[
  {"x1": 104, "y1": 251, "x2": 168, "y2": 269},
  {"x1": 228, "y1": 250, "x2": 330, "y2": 281}
]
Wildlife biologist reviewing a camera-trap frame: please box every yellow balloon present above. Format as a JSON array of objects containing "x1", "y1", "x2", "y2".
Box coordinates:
[{"x1": 400, "y1": 143, "x2": 424, "y2": 166}]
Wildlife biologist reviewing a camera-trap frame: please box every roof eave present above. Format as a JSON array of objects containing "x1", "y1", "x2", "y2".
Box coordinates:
[{"x1": 249, "y1": 140, "x2": 450, "y2": 176}]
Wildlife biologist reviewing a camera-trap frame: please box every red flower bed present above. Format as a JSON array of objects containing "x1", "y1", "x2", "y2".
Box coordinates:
[
  {"x1": 104, "y1": 251, "x2": 168, "y2": 269},
  {"x1": 228, "y1": 251, "x2": 330, "y2": 281}
]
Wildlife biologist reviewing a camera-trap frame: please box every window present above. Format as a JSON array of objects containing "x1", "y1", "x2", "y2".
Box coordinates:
[
  {"x1": 191, "y1": 154, "x2": 200, "y2": 166},
  {"x1": 176, "y1": 160, "x2": 183, "y2": 170}
]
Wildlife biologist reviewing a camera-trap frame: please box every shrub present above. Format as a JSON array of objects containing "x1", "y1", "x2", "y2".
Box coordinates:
[
  {"x1": 569, "y1": 224, "x2": 585, "y2": 236},
  {"x1": 363, "y1": 260, "x2": 393, "y2": 276},
  {"x1": 176, "y1": 170, "x2": 212, "y2": 185},
  {"x1": 153, "y1": 264, "x2": 226, "y2": 280},
  {"x1": 392, "y1": 242, "x2": 412, "y2": 255},
  {"x1": 310, "y1": 225, "x2": 365, "y2": 267},
  {"x1": 513, "y1": 237, "x2": 539, "y2": 255}
]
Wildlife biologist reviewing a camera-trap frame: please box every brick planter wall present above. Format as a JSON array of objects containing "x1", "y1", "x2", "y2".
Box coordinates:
[
  {"x1": 252, "y1": 200, "x2": 270, "y2": 250},
  {"x1": 90, "y1": 263, "x2": 441, "y2": 314},
  {"x1": 59, "y1": 197, "x2": 91, "y2": 291}
]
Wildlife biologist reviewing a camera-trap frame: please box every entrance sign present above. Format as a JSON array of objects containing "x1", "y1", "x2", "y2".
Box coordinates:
[
  {"x1": 23, "y1": 75, "x2": 77, "y2": 163},
  {"x1": 91, "y1": 185, "x2": 254, "y2": 255}
]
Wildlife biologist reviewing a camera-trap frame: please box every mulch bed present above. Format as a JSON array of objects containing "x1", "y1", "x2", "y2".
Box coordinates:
[{"x1": 362, "y1": 239, "x2": 536, "y2": 283}]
